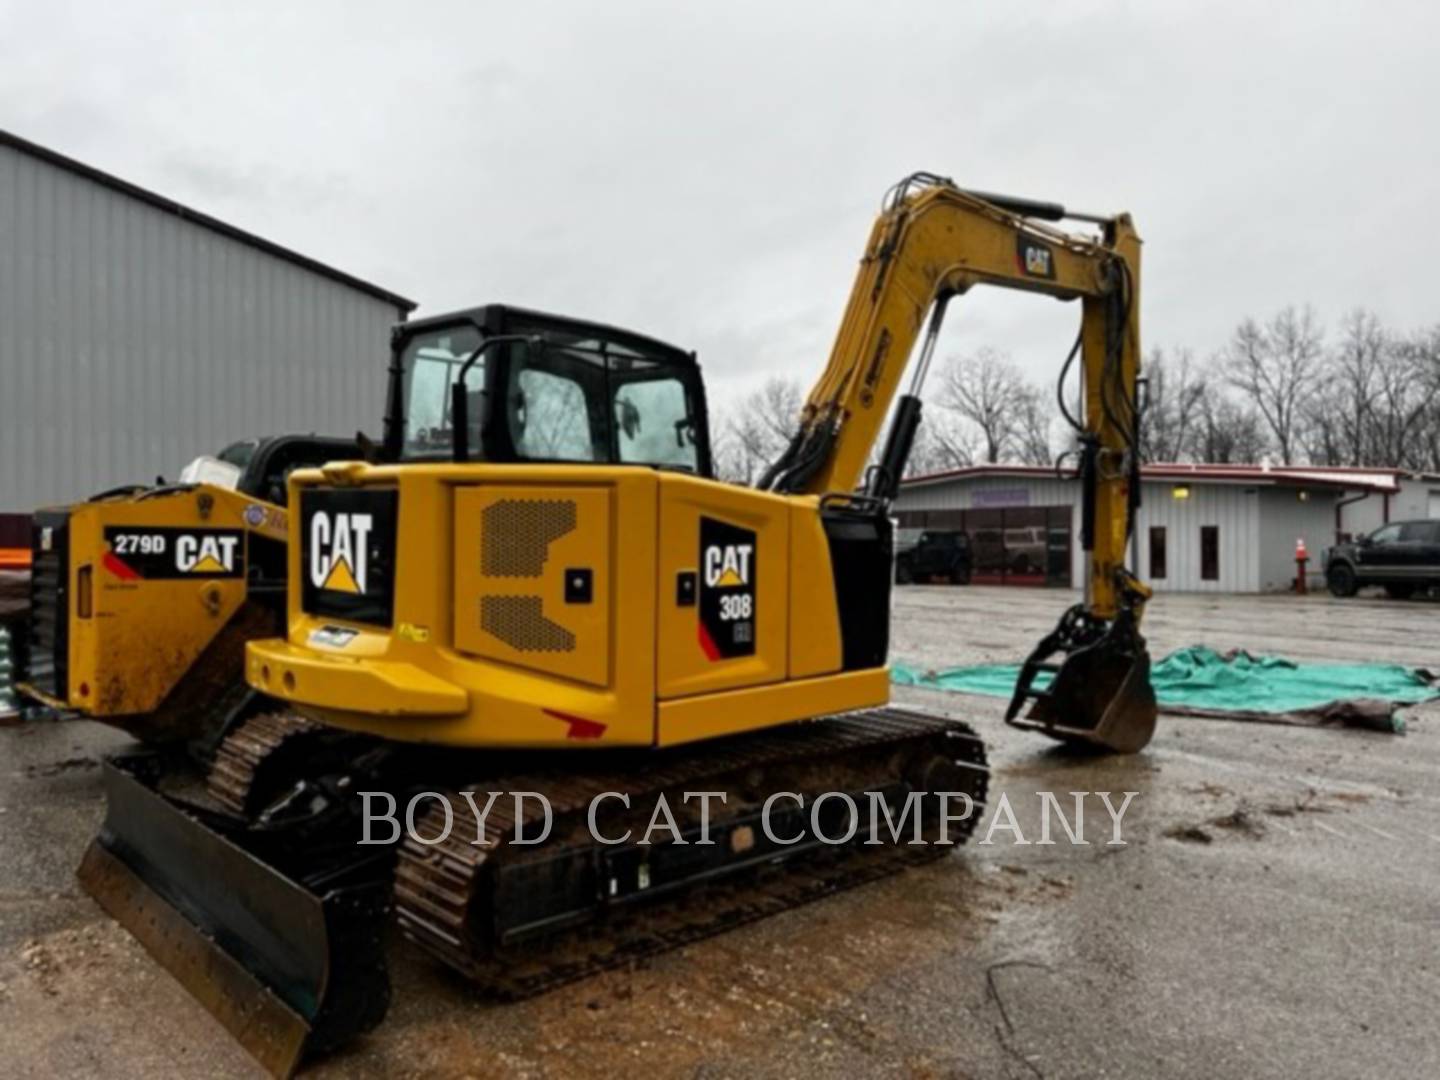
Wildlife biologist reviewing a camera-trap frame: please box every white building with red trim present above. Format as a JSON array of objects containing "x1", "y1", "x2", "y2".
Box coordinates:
[{"x1": 895, "y1": 463, "x2": 1440, "y2": 593}]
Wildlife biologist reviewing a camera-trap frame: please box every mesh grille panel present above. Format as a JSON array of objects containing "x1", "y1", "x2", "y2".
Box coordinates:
[
  {"x1": 482, "y1": 500, "x2": 576, "y2": 578},
  {"x1": 481, "y1": 596, "x2": 576, "y2": 652}
]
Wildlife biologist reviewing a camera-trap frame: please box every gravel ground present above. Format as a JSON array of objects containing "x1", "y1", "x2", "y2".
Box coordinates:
[{"x1": 1, "y1": 586, "x2": 1437, "y2": 1079}]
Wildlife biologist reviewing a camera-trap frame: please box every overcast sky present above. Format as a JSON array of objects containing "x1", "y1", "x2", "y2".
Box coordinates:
[{"x1": 2, "y1": 0, "x2": 1436, "y2": 409}]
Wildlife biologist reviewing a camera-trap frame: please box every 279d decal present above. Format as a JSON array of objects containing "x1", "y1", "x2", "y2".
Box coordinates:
[{"x1": 102, "y1": 527, "x2": 243, "y2": 580}]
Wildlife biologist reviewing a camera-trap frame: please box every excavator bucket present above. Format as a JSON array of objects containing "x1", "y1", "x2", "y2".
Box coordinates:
[
  {"x1": 77, "y1": 753, "x2": 390, "y2": 1078},
  {"x1": 1005, "y1": 604, "x2": 1158, "y2": 754}
]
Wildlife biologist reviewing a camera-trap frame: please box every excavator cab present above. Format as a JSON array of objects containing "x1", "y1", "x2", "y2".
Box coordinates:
[{"x1": 386, "y1": 305, "x2": 713, "y2": 475}]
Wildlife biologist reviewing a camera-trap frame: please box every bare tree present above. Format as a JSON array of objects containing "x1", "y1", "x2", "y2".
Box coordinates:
[
  {"x1": 1328, "y1": 309, "x2": 1385, "y2": 465},
  {"x1": 1223, "y1": 306, "x2": 1323, "y2": 465},
  {"x1": 711, "y1": 376, "x2": 805, "y2": 484},
  {"x1": 1195, "y1": 384, "x2": 1269, "y2": 463},
  {"x1": 1368, "y1": 328, "x2": 1440, "y2": 469},
  {"x1": 1013, "y1": 385, "x2": 1056, "y2": 466},
  {"x1": 1140, "y1": 347, "x2": 1204, "y2": 461},
  {"x1": 903, "y1": 405, "x2": 975, "y2": 476},
  {"x1": 937, "y1": 348, "x2": 1029, "y2": 464},
  {"x1": 1406, "y1": 325, "x2": 1440, "y2": 471}
]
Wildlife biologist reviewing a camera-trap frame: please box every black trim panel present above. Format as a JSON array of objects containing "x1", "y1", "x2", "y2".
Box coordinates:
[{"x1": 821, "y1": 508, "x2": 893, "y2": 671}]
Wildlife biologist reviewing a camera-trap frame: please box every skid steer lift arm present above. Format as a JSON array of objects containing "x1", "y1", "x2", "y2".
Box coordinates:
[{"x1": 763, "y1": 173, "x2": 1156, "y2": 752}]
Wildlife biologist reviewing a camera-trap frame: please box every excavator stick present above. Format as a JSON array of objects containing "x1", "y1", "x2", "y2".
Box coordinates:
[
  {"x1": 1004, "y1": 603, "x2": 1158, "y2": 754},
  {"x1": 77, "y1": 753, "x2": 391, "y2": 1077}
]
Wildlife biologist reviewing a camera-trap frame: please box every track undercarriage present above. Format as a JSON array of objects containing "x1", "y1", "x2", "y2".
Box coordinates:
[{"x1": 80, "y1": 707, "x2": 988, "y2": 1075}]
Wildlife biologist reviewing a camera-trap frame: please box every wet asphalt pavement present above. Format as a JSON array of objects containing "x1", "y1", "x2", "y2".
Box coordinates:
[{"x1": 1, "y1": 587, "x2": 1437, "y2": 1078}]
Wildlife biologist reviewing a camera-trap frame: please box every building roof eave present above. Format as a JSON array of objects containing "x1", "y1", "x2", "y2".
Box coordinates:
[{"x1": 0, "y1": 127, "x2": 417, "y2": 315}]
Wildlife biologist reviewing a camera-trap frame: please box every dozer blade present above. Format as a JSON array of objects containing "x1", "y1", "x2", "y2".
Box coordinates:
[
  {"x1": 78, "y1": 753, "x2": 389, "y2": 1078},
  {"x1": 1005, "y1": 605, "x2": 1158, "y2": 754}
]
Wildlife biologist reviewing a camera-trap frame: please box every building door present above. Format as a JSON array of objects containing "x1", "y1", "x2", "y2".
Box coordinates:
[
  {"x1": 967, "y1": 508, "x2": 1006, "y2": 584},
  {"x1": 1045, "y1": 506, "x2": 1072, "y2": 586},
  {"x1": 1149, "y1": 527, "x2": 1167, "y2": 581},
  {"x1": 1200, "y1": 525, "x2": 1220, "y2": 582},
  {"x1": 1003, "y1": 507, "x2": 1048, "y2": 586}
]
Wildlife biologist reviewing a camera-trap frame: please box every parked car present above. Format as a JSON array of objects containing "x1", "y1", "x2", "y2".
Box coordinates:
[
  {"x1": 1324, "y1": 519, "x2": 1440, "y2": 598},
  {"x1": 968, "y1": 525, "x2": 1047, "y2": 577},
  {"x1": 895, "y1": 530, "x2": 972, "y2": 584}
]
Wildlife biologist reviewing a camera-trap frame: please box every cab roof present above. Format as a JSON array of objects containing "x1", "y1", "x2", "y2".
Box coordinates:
[{"x1": 399, "y1": 304, "x2": 698, "y2": 369}]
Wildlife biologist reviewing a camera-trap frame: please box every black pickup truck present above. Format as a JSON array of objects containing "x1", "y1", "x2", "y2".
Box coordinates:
[
  {"x1": 895, "y1": 530, "x2": 972, "y2": 585},
  {"x1": 1324, "y1": 519, "x2": 1440, "y2": 598}
]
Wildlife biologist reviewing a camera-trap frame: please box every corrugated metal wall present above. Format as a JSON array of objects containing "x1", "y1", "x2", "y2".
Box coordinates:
[
  {"x1": 897, "y1": 476, "x2": 1270, "y2": 592},
  {"x1": 1136, "y1": 481, "x2": 1259, "y2": 593},
  {"x1": 0, "y1": 141, "x2": 403, "y2": 510},
  {"x1": 1255, "y1": 489, "x2": 1341, "y2": 591}
]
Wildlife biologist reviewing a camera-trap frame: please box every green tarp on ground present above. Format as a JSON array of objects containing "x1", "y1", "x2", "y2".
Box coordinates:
[{"x1": 892, "y1": 646, "x2": 1440, "y2": 728}]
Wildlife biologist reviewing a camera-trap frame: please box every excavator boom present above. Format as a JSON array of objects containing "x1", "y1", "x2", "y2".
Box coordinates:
[{"x1": 764, "y1": 173, "x2": 1156, "y2": 750}]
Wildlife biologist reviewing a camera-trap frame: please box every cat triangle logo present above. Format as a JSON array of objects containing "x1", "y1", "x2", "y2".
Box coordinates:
[
  {"x1": 321, "y1": 557, "x2": 361, "y2": 594},
  {"x1": 715, "y1": 567, "x2": 744, "y2": 587},
  {"x1": 191, "y1": 554, "x2": 227, "y2": 573}
]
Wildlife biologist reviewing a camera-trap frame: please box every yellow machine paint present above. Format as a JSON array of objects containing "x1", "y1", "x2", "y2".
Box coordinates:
[
  {"x1": 22, "y1": 487, "x2": 283, "y2": 737},
  {"x1": 248, "y1": 463, "x2": 881, "y2": 748},
  {"x1": 20, "y1": 435, "x2": 360, "y2": 745},
  {"x1": 79, "y1": 178, "x2": 1156, "y2": 1076},
  {"x1": 248, "y1": 177, "x2": 1154, "y2": 754}
]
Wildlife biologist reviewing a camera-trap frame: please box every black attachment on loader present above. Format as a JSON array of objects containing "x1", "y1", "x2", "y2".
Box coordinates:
[
  {"x1": 77, "y1": 753, "x2": 392, "y2": 1078},
  {"x1": 1004, "y1": 601, "x2": 1158, "y2": 754}
]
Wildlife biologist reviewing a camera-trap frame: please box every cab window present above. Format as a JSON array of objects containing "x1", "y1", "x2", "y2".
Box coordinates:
[
  {"x1": 1369, "y1": 524, "x2": 1402, "y2": 545},
  {"x1": 400, "y1": 327, "x2": 486, "y2": 459},
  {"x1": 615, "y1": 374, "x2": 699, "y2": 471},
  {"x1": 512, "y1": 367, "x2": 597, "y2": 461}
]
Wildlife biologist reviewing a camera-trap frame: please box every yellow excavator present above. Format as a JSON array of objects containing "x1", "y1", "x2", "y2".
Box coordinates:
[{"x1": 80, "y1": 174, "x2": 1156, "y2": 1075}]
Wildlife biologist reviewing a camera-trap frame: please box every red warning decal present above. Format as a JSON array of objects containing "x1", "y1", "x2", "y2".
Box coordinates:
[
  {"x1": 697, "y1": 621, "x2": 722, "y2": 662},
  {"x1": 543, "y1": 708, "x2": 607, "y2": 740},
  {"x1": 102, "y1": 551, "x2": 139, "y2": 581}
]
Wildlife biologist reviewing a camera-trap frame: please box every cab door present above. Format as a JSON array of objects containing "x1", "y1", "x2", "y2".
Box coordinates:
[
  {"x1": 655, "y1": 474, "x2": 789, "y2": 698},
  {"x1": 1398, "y1": 520, "x2": 1440, "y2": 577},
  {"x1": 1357, "y1": 523, "x2": 1404, "y2": 573},
  {"x1": 1417, "y1": 521, "x2": 1440, "y2": 576}
]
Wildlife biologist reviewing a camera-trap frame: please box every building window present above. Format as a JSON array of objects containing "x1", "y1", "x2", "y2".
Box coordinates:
[
  {"x1": 1149, "y1": 527, "x2": 1167, "y2": 580},
  {"x1": 1200, "y1": 525, "x2": 1219, "y2": 581}
]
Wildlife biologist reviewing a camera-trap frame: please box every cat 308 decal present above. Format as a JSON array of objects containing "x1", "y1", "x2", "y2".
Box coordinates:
[{"x1": 698, "y1": 516, "x2": 756, "y2": 660}]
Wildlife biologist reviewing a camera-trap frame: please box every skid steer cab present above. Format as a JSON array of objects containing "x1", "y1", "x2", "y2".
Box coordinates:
[{"x1": 247, "y1": 305, "x2": 896, "y2": 749}]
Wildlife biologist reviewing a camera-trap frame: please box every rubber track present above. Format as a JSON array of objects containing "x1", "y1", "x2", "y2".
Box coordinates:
[
  {"x1": 394, "y1": 708, "x2": 989, "y2": 998},
  {"x1": 206, "y1": 711, "x2": 319, "y2": 815}
]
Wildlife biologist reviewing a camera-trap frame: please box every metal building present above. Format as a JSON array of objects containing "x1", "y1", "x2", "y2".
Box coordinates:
[
  {"x1": 894, "y1": 464, "x2": 1408, "y2": 594},
  {"x1": 0, "y1": 128, "x2": 415, "y2": 534}
]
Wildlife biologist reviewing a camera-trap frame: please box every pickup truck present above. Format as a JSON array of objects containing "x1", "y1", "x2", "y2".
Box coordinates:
[
  {"x1": 895, "y1": 530, "x2": 972, "y2": 585},
  {"x1": 1324, "y1": 519, "x2": 1440, "y2": 598}
]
